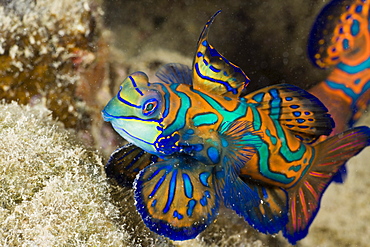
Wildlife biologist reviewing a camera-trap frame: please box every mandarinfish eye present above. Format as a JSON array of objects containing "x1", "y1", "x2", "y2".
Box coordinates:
[{"x1": 142, "y1": 99, "x2": 159, "y2": 116}]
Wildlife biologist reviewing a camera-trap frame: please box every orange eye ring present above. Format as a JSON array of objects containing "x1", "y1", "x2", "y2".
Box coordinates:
[{"x1": 142, "y1": 99, "x2": 158, "y2": 116}]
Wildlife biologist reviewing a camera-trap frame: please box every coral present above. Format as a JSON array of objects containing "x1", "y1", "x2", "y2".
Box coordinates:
[
  {"x1": 0, "y1": 102, "x2": 127, "y2": 246},
  {"x1": 0, "y1": 0, "x2": 102, "y2": 128}
]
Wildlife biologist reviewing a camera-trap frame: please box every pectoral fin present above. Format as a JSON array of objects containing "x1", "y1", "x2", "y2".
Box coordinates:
[{"x1": 219, "y1": 120, "x2": 263, "y2": 171}]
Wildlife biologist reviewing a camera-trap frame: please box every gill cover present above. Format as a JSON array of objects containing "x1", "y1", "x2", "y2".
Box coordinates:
[{"x1": 102, "y1": 71, "x2": 164, "y2": 154}]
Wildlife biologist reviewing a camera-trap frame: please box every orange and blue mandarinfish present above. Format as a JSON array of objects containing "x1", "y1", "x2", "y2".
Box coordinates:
[{"x1": 102, "y1": 2, "x2": 370, "y2": 245}]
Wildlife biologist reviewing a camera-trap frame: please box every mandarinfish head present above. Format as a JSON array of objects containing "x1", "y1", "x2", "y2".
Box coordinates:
[{"x1": 102, "y1": 71, "x2": 165, "y2": 155}]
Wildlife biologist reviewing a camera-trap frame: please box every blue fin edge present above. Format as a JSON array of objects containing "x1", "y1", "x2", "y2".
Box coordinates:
[{"x1": 133, "y1": 166, "x2": 219, "y2": 241}]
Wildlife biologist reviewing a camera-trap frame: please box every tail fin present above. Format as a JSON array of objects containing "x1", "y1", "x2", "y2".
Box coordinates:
[{"x1": 283, "y1": 126, "x2": 370, "y2": 244}]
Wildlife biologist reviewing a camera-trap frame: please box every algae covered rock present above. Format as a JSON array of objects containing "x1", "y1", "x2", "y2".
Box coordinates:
[
  {"x1": 0, "y1": 102, "x2": 127, "y2": 246},
  {"x1": 0, "y1": 0, "x2": 102, "y2": 128}
]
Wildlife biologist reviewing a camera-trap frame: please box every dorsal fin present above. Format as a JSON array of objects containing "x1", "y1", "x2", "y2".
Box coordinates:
[
  {"x1": 155, "y1": 63, "x2": 192, "y2": 85},
  {"x1": 192, "y1": 11, "x2": 250, "y2": 97},
  {"x1": 245, "y1": 84, "x2": 334, "y2": 143},
  {"x1": 308, "y1": 0, "x2": 369, "y2": 68}
]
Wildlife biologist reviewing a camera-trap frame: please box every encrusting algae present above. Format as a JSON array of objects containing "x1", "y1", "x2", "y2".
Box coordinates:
[
  {"x1": 0, "y1": 102, "x2": 127, "y2": 246},
  {"x1": 0, "y1": 0, "x2": 102, "y2": 128}
]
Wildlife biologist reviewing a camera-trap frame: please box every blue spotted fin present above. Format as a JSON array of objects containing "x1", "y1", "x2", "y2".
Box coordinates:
[
  {"x1": 283, "y1": 126, "x2": 370, "y2": 244},
  {"x1": 156, "y1": 63, "x2": 192, "y2": 85},
  {"x1": 192, "y1": 10, "x2": 250, "y2": 96},
  {"x1": 221, "y1": 166, "x2": 289, "y2": 235},
  {"x1": 134, "y1": 157, "x2": 219, "y2": 240},
  {"x1": 219, "y1": 121, "x2": 263, "y2": 171},
  {"x1": 245, "y1": 84, "x2": 334, "y2": 143},
  {"x1": 105, "y1": 143, "x2": 159, "y2": 187}
]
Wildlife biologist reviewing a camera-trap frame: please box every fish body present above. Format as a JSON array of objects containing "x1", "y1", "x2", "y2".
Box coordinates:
[
  {"x1": 103, "y1": 3, "x2": 370, "y2": 245},
  {"x1": 105, "y1": 73, "x2": 321, "y2": 185}
]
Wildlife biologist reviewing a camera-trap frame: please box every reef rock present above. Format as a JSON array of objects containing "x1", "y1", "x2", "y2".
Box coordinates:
[{"x1": 0, "y1": 0, "x2": 104, "y2": 129}]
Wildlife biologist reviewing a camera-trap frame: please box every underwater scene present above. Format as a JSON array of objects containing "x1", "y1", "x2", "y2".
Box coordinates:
[{"x1": 0, "y1": 0, "x2": 369, "y2": 246}]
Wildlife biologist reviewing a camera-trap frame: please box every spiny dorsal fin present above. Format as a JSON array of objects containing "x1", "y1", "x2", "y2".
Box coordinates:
[
  {"x1": 192, "y1": 11, "x2": 250, "y2": 97},
  {"x1": 156, "y1": 63, "x2": 192, "y2": 85}
]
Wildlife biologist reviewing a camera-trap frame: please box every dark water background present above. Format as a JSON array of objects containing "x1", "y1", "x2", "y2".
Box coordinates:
[{"x1": 103, "y1": 0, "x2": 330, "y2": 92}]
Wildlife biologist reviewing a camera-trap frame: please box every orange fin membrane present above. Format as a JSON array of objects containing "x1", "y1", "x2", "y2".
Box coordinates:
[
  {"x1": 283, "y1": 126, "x2": 370, "y2": 244},
  {"x1": 245, "y1": 182, "x2": 289, "y2": 234}
]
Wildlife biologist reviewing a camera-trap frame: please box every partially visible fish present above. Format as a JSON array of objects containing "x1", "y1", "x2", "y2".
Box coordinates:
[
  {"x1": 308, "y1": 0, "x2": 370, "y2": 182},
  {"x1": 102, "y1": 2, "x2": 370, "y2": 245}
]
